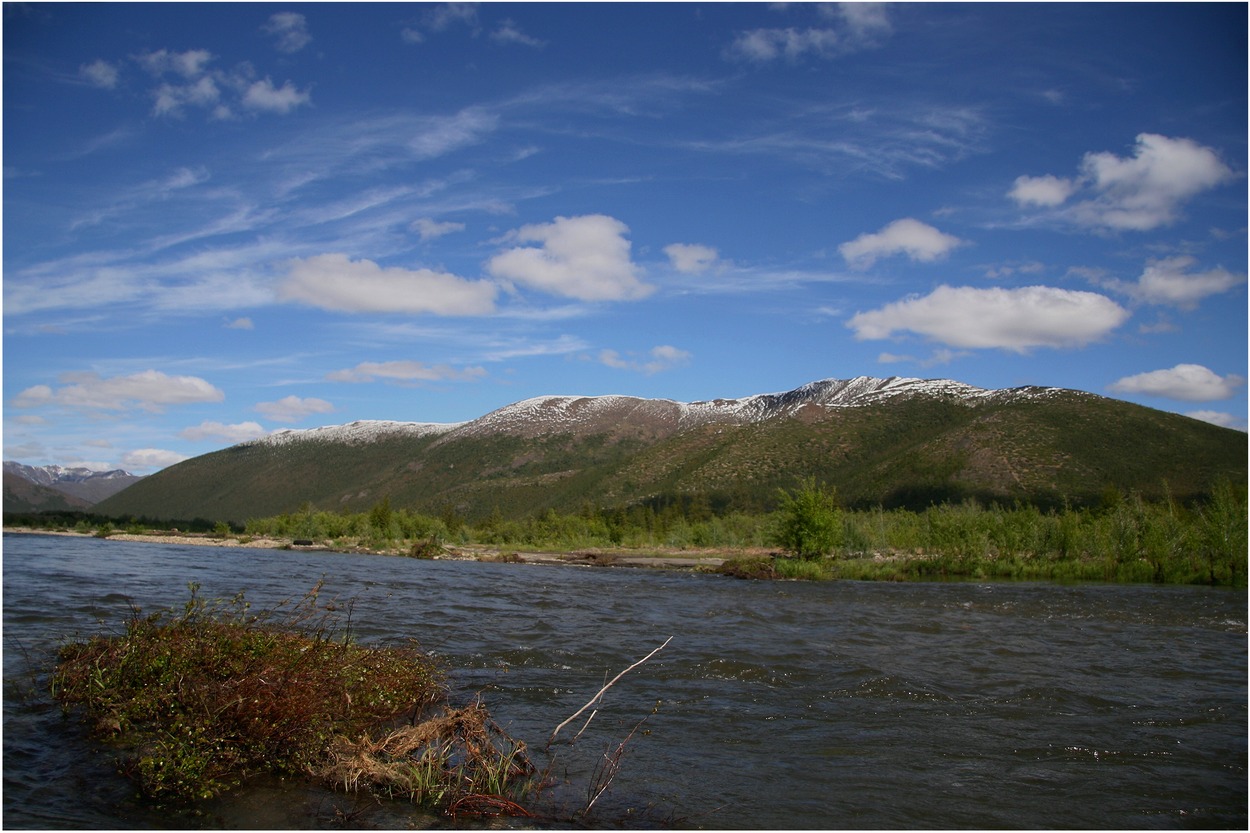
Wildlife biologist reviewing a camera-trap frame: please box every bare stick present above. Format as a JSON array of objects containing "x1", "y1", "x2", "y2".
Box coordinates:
[{"x1": 548, "y1": 636, "x2": 672, "y2": 746}]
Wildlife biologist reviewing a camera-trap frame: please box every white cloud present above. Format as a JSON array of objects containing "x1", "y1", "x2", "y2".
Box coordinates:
[
  {"x1": 488, "y1": 214, "x2": 654, "y2": 301},
  {"x1": 242, "y1": 78, "x2": 311, "y2": 114},
  {"x1": 153, "y1": 76, "x2": 221, "y2": 117},
  {"x1": 664, "y1": 243, "x2": 720, "y2": 274},
  {"x1": 830, "y1": 2, "x2": 893, "y2": 40},
  {"x1": 136, "y1": 48, "x2": 214, "y2": 78},
  {"x1": 181, "y1": 421, "x2": 268, "y2": 443},
  {"x1": 726, "y1": 2, "x2": 891, "y2": 62},
  {"x1": 491, "y1": 20, "x2": 545, "y2": 48},
  {"x1": 1013, "y1": 134, "x2": 1236, "y2": 231},
  {"x1": 224, "y1": 317, "x2": 254, "y2": 330},
  {"x1": 1008, "y1": 174, "x2": 1077, "y2": 208},
  {"x1": 130, "y1": 47, "x2": 310, "y2": 119},
  {"x1": 848, "y1": 285, "x2": 1129, "y2": 352},
  {"x1": 599, "y1": 345, "x2": 692, "y2": 375},
  {"x1": 255, "y1": 395, "x2": 335, "y2": 423},
  {"x1": 1109, "y1": 364, "x2": 1244, "y2": 402},
  {"x1": 12, "y1": 370, "x2": 224, "y2": 412},
  {"x1": 121, "y1": 448, "x2": 189, "y2": 472},
  {"x1": 424, "y1": 3, "x2": 479, "y2": 33},
  {"x1": 262, "y1": 12, "x2": 312, "y2": 53},
  {"x1": 280, "y1": 253, "x2": 498, "y2": 315},
  {"x1": 1185, "y1": 411, "x2": 1245, "y2": 430},
  {"x1": 410, "y1": 107, "x2": 498, "y2": 159},
  {"x1": 79, "y1": 59, "x2": 119, "y2": 89},
  {"x1": 839, "y1": 219, "x2": 965, "y2": 269},
  {"x1": 326, "y1": 360, "x2": 487, "y2": 384},
  {"x1": 1115, "y1": 256, "x2": 1244, "y2": 309},
  {"x1": 411, "y1": 217, "x2": 466, "y2": 241},
  {"x1": 727, "y1": 28, "x2": 842, "y2": 62}
]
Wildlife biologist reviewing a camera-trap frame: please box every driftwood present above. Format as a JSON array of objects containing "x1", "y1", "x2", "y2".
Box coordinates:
[{"x1": 547, "y1": 636, "x2": 672, "y2": 747}]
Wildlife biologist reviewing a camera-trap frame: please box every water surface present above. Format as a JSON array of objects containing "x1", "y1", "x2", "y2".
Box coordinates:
[{"x1": 3, "y1": 533, "x2": 1245, "y2": 828}]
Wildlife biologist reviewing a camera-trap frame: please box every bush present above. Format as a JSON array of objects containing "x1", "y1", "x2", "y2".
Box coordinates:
[{"x1": 771, "y1": 478, "x2": 842, "y2": 560}]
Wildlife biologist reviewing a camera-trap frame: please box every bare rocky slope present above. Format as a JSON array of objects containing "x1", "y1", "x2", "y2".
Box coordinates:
[{"x1": 93, "y1": 376, "x2": 1246, "y2": 524}]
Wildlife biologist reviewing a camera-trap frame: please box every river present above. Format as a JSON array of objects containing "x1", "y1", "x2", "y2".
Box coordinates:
[{"x1": 2, "y1": 532, "x2": 1245, "y2": 829}]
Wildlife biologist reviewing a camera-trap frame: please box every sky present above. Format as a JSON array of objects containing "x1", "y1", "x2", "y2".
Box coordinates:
[{"x1": 3, "y1": 2, "x2": 1247, "y2": 475}]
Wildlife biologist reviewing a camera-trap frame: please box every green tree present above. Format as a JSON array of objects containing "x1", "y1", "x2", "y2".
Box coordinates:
[{"x1": 772, "y1": 477, "x2": 842, "y2": 560}]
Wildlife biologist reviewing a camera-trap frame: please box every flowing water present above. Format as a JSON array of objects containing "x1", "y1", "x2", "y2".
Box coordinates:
[{"x1": 3, "y1": 532, "x2": 1245, "y2": 829}]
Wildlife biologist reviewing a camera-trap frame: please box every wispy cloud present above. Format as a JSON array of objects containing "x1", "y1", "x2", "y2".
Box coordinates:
[
  {"x1": 688, "y1": 104, "x2": 987, "y2": 180},
  {"x1": 326, "y1": 360, "x2": 487, "y2": 384},
  {"x1": 254, "y1": 395, "x2": 335, "y2": 423},
  {"x1": 598, "y1": 345, "x2": 692, "y2": 375}
]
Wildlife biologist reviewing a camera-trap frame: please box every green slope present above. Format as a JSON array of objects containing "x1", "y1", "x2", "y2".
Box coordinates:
[{"x1": 95, "y1": 392, "x2": 1247, "y2": 524}]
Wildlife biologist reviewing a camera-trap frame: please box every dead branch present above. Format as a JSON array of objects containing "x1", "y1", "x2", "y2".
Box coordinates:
[{"x1": 547, "y1": 636, "x2": 672, "y2": 747}]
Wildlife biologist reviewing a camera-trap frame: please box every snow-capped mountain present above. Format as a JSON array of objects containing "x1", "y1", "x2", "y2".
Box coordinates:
[
  {"x1": 249, "y1": 376, "x2": 1082, "y2": 447},
  {"x1": 93, "y1": 374, "x2": 1241, "y2": 524},
  {"x1": 3, "y1": 462, "x2": 144, "y2": 505}
]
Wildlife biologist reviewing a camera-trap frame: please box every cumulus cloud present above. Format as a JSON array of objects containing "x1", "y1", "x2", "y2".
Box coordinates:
[
  {"x1": 839, "y1": 219, "x2": 965, "y2": 269},
  {"x1": 847, "y1": 285, "x2": 1129, "y2": 352},
  {"x1": 12, "y1": 370, "x2": 224, "y2": 412},
  {"x1": 488, "y1": 214, "x2": 653, "y2": 301},
  {"x1": 280, "y1": 253, "x2": 498, "y2": 315},
  {"x1": 599, "y1": 345, "x2": 692, "y2": 375},
  {"x1": 1113, "y1": 256, "x2": 1244, "y2": 309},
  {"x1": 181, "y1": 421, "x2": 268, "y2": 443},
  {"x1": 411, "y1": 217, "x2": 466, "y2": 241},
  {"x1": 1008, "y1": 174, "x2": 1077, "y2": 207},
  {"x1": 262, "y1": 12, "x2": 312, "y2": 53},
  {"x1": 664, "y1": 243, "x2": 720, "y2": 274},
  {"x1": 1011, "y1": 134, "x2": 1236, "y2": 230},
  {"x1": 1109, "y1": 364, "x2": 1243, "y2": 402},
  {"x1": 326, "y1": 360, "x2": 486, "y2": 384},
  {"x1": 121, "y1": 448, "x2": 189, "y2": 472},
  {"x1": 79, "y1": 59, "x2": 119, "y2": 89},
  {"x1": 255, "y1": 395, "x2": 335, "y2": 423}
]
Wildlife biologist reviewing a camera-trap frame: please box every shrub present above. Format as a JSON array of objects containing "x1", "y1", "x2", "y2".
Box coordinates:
[{"x1": 771, "y1": 478, "x2": 842, "y2": 560}]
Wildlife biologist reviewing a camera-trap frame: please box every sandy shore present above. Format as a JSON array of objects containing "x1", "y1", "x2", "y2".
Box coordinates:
[{"x1": 3, "y1": 527, "x2": 730, "y2": 570}]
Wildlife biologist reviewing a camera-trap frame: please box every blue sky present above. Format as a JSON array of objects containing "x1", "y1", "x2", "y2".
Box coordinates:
[{"x1": 4, "y1": 2, "x2": 1247, "y2": 474}]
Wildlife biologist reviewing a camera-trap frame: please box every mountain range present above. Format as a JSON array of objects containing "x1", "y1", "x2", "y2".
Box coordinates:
[
  {"x1": 3, "y1": 462, "x2": 144, "y2": 514},
  {"x1": 86, "y1": 376, "x2": 1247, "y2": 525}
]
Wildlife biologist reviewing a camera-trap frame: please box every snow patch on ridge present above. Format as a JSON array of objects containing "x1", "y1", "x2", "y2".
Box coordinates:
[{"x1": 251, "y1": 420, "x2": 463, "y2": 448}]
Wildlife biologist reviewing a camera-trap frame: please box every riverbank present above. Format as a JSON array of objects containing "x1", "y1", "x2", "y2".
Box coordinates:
[{"x1": 2, "y1": 527, "x2": 731, "y2": 571}]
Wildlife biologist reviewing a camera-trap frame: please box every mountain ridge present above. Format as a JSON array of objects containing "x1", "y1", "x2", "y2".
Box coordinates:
[
  {"x1": 91, "y1": 375, "x2": 1245, "y2": 524},
  {"x1": 249, "y1": 375, "x2": 1085, "y2": 448}
]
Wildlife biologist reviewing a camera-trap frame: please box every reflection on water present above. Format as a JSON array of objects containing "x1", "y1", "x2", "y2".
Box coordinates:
[{"x1": 3, "y1": 532, "x2": 1246, "y2": 829}]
